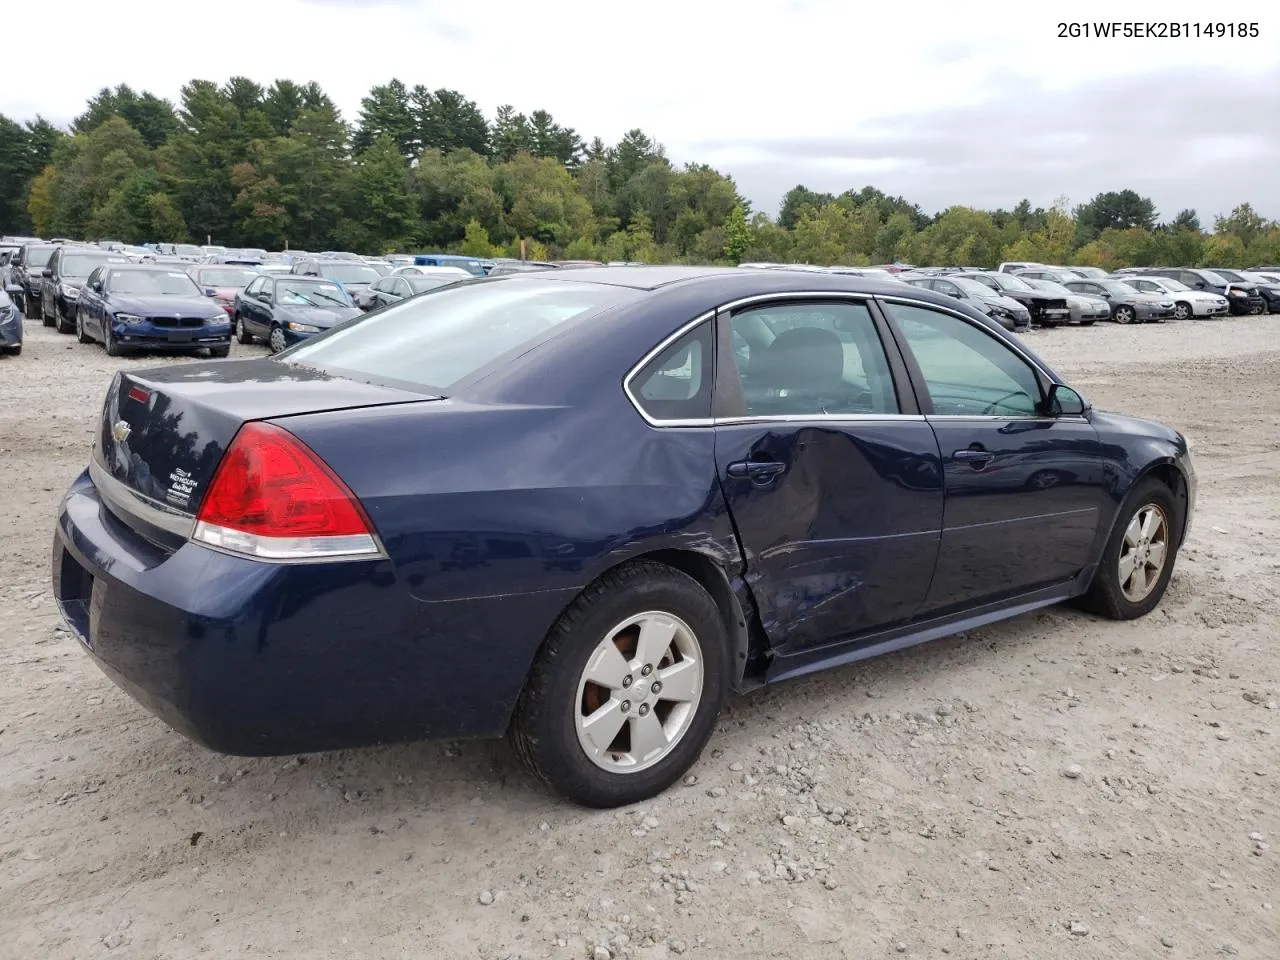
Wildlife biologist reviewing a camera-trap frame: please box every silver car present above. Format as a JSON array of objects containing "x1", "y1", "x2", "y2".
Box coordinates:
[{"x1": 1024, "y1": 278, "x2": 1110, "y2": 324}]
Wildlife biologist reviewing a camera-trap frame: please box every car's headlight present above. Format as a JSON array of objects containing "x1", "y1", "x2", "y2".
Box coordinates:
[
  {"x1": 286, "y1": 321, "x2": 321, "y2": 332},
  {"x1": 114, "y1": 313, "x2": 146, "y2": 325},
  {"x1": 1229, "y1": 289, "x2": 1245, "y2": 297},
  {"x1": 60, "y1": 283, "x2": 79, "y2": 298}
]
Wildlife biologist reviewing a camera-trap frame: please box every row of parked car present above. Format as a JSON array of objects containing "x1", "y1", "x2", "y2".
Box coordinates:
[
  {"x1": 0, "y1": 236, "x2": 617, "y2": 357},
  {"x1": 3, "y1": 236, "x2": 1278, "y2": 358}
]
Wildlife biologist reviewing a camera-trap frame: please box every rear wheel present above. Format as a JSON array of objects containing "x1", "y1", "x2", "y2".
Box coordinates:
[
  {"x1": 510, "y1": 561, "x2": 729, "y2": 808},
  {"x1": 1077, "y1": 478, "x2": 1179, "y2": 620},
  {"x1": 268, "y1": 325, "x2": 287, "y2": 354},
  {"x1": 1113, "y1": 305, "x2": 1135, "y2": 324},
  {"x1": 1173, "y1": 301, "x2": 1191, "y2": 321}
]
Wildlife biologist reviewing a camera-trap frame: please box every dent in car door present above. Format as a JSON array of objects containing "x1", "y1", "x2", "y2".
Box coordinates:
[
  {"x1": 710, "y1": 298, "x2": 944, "y2": 654},
  {"x1": 881, "y1": 300, "x2": 1106, "y2": 611}
]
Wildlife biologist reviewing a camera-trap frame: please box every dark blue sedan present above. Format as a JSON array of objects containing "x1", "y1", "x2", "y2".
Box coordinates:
[
  {"x1": 75, "y1": 263, "x2": 232, "y2": 357},
  {"x1": 51, "y1": 267, "x2": 1196, "y2": 807}
]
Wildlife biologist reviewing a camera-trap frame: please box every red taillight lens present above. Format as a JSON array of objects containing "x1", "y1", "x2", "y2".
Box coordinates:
[{"x1": 192, "y1": 421, "x2": 381, "y2": 561}]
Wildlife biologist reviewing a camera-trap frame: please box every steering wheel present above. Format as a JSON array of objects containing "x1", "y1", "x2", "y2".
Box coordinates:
[{"x1": 981, "y1": 391, "x2": 1032, "y2": 416}]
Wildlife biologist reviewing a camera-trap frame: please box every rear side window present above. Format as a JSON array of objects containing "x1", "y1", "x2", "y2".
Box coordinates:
[
  {"x1": 283, "y1": 278, "x2": 638, "y2": 392},
  {"x1": 629, "y1": 322, "x2": 714, "y2": 422}
]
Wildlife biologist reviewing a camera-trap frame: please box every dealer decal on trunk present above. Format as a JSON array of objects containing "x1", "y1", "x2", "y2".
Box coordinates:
[{"x1": 166, "y1": 468, "x2": 198, "y2": 508}]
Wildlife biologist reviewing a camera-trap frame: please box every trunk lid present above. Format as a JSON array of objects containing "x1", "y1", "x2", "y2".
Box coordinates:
[{"x1": 93, "y1": 358, "x2": 437, "y2": 526}]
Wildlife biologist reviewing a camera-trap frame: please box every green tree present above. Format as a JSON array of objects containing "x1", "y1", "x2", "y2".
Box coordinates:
[
  {"x1": 1074, "y1": 189, "x2": 1158, "y2": 246},
  {"x1": 412, "y1": 87, "x2": 489, "y2": 155},
  {"x1": 722, "y1": 203, "x2": 750, "y2": 263},
  {"x1": 778, "y1": 185, "x2": 834, "y2": 230},
  {"x1": 459, "y1": 218, "x2": 497, "y2": 257},
  {"x1": 353, "y1": 80, "x2": 417, "y2": 157}
]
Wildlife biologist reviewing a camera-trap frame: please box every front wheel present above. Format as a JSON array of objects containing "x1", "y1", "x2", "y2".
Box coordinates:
[
  {"x1": 75, "y1": 309, "x2": 93, "y2": 344},
  {"x1": 209, "y1": 344, "x2": 231, "y2": 358},
  {"x1": 510, "y1": 561, "x2": 729, "y2": 808},
  {"x1": 268, "y1": 325, "x2": 287, "y2": 354},
  {"x1": 235, "y1": 314, "x2": 253, "y2": 344},
  {"x1": 1173, "y1": 302, "x2": 1191, "y2": 321},
  {"x1": 103, "y1": 322, "x2": 123, "y2": 357},
  {"x1": 55, "y1": 301, "x2": 74, "y2": 334},
  {"x1": 41, "y1": 298, "x2": 54, "y2": 327},
  {"x1": 1112, "y1": 305, "x2": 1135, "y2": 324},
  {"x1": 1078, "y1": 319, "x2": 1096, "y2": 327},
  {"x1": 1077, "y1": 478, "x2": 1180, "y2": 620}
]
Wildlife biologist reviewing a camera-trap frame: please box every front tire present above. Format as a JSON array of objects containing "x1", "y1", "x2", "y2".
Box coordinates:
[
  {"x1": 103, "y1": 322, "x2": 123, "y2": 357},
  {"x1": 235, "y1": 314, "x2": 253, "y2": 344},
  {"x1": 268, "y1": 325, "x2": 287, "y2": 354},
  {"x1": 1174, "y1": 301, "x2": 1191, "y2": 321},
  {"x1": 209, "y1": 344, "x2": 230, "y2": 358},
  {"x1": 55, "y1": 300, "x2": 74, "y2": 334},
  {"x1": 75, "y1": 309, "x2": 93, "y2": 344},
  {"x1": 1077, "y1": 478, "x2": 1180, "y2": 620},
  {"x1": 510, "y1": 561, "x2": 729, "y2": 808},
  {"x1": 41, "y1": 297, "x2": 54, "y2": 327},
  {"x1": 1113, "y1": 305, "x2": 1135, "y2": 325}
]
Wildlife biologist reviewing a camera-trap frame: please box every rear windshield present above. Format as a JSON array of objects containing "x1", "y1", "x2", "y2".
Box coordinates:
[
  {"x1": 318, "y1": 263, "x2": 381, "y2": 284},
  {"x1": 283, "y1": 278, "x2": 634, "y2": 391}
]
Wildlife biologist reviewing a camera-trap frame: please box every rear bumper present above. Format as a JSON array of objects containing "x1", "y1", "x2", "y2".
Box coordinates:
[{"x1": 51, "y1": 469, "x2": 573, "y2": 756}]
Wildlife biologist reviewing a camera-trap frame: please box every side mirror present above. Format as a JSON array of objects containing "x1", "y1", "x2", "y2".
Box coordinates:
[
  {"x1": 1195, "y1": 282, "x2": 1205, "y2": 289},
  {"x1": 1046, "y1": 383, "x2": 1088, "y2": 417},
  {"x1": 90, "y1": 281, "x2": 103, "y2": 293},
  {"x1": 42, "y1": 269, "x2": 52, "y2": 278},
  {"x1": 205, "y1": 287, "x2": 217, "y2": 297}
]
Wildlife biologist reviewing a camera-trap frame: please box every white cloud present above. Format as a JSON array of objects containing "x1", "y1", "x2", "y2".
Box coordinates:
[{"x1": 5, "y1": 0, "x2": 1278, "y2": 218}]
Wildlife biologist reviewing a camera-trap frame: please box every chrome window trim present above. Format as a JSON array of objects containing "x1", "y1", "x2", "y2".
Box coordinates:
[
  {"x1": 622, "y1": 290, "x2": 1084, "y2": 428},
  {"x1": 89, "y1": 456, "x2": 195, "y2": 539}
]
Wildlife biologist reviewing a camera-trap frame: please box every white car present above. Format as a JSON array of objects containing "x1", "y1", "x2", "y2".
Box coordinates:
[
  {"x1": 391, "y1": 265, "x2": 473, "y2": 281},
  {"x1": 1121, "y1": 276, "x2": 1229, "y2": 320}
]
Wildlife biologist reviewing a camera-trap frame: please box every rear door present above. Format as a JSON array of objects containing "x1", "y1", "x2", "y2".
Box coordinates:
[
  {"x1": 879, "y1": 299, "x2": 1107, "y2": 612},
  {"x1": 709, "y1": 296, "x2": 944, "y2": 653}
]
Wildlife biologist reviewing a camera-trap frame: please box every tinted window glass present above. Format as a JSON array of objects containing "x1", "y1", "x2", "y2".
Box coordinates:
[
  {"x1": 318, "y1": 263, "x2": 381, "y2": 284},
  {"x1": 887, "y1": 303, "x2": 1042, "y2": 417},
  {"x1": 631, "y1": 323, "x2": 713, "y2": 421},
  {"x1": 728, "y1": 301, "x2": 898, "y2": 416},
  {"x1": 284, "y1": 279, "x2": 636, "y2": 391}
]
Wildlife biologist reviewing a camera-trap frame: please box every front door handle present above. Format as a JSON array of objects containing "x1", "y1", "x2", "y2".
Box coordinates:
[
  {"x1": 726, "y1": 459, "x2": 787, "y2": 481},
  {"x1": 953, "y1": 448, "x2": 995, "y2": 467}
]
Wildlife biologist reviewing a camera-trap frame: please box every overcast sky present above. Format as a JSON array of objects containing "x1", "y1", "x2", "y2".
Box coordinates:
[{"x1": 5, "y1": 0, "x2": 1277, "y2": 222}]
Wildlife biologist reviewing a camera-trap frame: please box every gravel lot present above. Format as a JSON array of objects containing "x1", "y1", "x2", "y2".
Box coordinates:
[{"x1": 2, "y1": 315, "x2": 1278, "y2": 960}]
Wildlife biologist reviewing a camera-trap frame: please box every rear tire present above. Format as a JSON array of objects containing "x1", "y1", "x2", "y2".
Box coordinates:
[
  {"x1": 510, "y1": 561, "x2": 729, "y2": 808},
  {"x1": 1077, "y1": 478, "x2": 1180, "y2": 621}
]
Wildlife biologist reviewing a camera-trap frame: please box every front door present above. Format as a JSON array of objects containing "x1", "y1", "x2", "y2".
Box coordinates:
[
  {"x1": 880, "y1": 300, "x2": 1107, "y2": 612},
  {"x1": 712, "y1": 298, "x2": 944, "y2": 653}
]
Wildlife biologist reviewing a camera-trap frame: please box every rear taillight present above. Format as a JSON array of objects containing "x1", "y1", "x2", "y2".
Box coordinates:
[{"x1": 193, "y1": 422, "x2": 382, "y2": 561}]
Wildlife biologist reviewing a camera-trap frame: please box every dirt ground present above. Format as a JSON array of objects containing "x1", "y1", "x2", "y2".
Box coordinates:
[{"x1": 1, "y1": 314, "x2": 1277, "y2": 960}]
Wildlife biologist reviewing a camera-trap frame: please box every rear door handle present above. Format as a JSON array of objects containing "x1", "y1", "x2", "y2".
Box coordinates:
[
  {"x1": 953, "y1": 448, "x2": 995, "y2": 467},
  {"x1": 726, "y1": 459, "x2": 787, "y2": 481}
]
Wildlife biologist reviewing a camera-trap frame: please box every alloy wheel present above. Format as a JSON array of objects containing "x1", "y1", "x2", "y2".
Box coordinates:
[
  {"x1": 574, "y1": 611, "x2": 704, "y2": 774},
  {"x1": 1118, "y1": 504, "x2": 1169, "y2": 603},
  {"x1": 1114, "y1": 306, "x2": 1134, "y2": 324},
  {"x1": 1173, "y1": 302, "x2": 1190, "y2": 320},
  {"x1": 269, "y1": 326, "x2": 286, "y2": 353}
]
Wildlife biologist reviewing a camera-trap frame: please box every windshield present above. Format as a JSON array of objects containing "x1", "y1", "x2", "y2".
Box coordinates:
[
  {"x1": 26, "y1": 246, "x2": 57, "y2": 268},
  {"x1": 1149, "y1": 277, "x2": 1189, "y2": 291},
  {"x1": 1028, "y1": 278, "x2": 1072, "y2": 296},
  {"x1": 107, "y1": 269, "x2": 202, "y2": 296},
  {"x1": 283, "y1": 279, "x2": 637, "y2": 391},
  {"x1": 992, "y1": 273, "x2": 1033, "y2": 291},
  {"x1": 951, "y1": 277, "x2": 997, "y2": 297},
  {"x1": 277, "y1": 280, "x2": 351, "y2": 306},
  {"x1": 195, "y1": 268, "x2": 259, "y2": 287},
  {"x1": 406, "y1": 276, "x2": 459, "y2": 293},
  {"x1": 172, "y1": 244, "x2": 202, "y2": 257},
  {"x1": 1207, "y1": 269, "x2": 1243, "y2": 281},
  {"x1": 1246, "y1": 272, "x2": 1280, "y2": 283},
  {"x1": 62, "y1": 253, "x2": 119, "y2": 277},
  {"x1": 1099, "y1": 280, "x2": 1140, "y2": 296},
  {"x1": 319, "y1": 263, "x2": 381, "y2": 284}
]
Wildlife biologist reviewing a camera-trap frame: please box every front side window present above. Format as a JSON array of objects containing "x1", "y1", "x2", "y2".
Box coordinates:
[
  {"x1": 886, "y1": 303, "x2": 1043, "y2": 417},
  {"x1": 727, "y1": 301, "x2": 899, "y2": 416},
  {"x1": 630, "y1": 322, "x2": 714, "y2": 422}
]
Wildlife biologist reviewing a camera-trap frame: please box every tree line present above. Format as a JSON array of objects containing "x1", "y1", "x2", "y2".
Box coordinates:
[{"x1": 1, "y1": 78, "x2": 1278, "y2": 269}]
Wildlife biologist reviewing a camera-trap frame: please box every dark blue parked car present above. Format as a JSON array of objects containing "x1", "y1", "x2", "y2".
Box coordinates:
[
  {"x1": 75, "y1": 263, "x2": 232, "y2": 357},
  {"x1": 51, "y1": 267, "x2": 1196, "y2": 807},
  {"x1": 0, "y1": 287, "x2": 22, "y2": 355},
  {"x1": 232, "y1": 274, "x2": 362, "y2": 352}
]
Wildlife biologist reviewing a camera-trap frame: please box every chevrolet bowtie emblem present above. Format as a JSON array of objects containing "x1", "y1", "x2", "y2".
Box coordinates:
[{"x1": 112, "y1": 420, "x2": 132, "y2": 443}]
